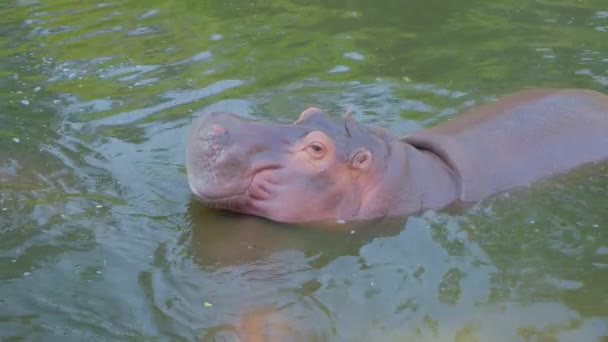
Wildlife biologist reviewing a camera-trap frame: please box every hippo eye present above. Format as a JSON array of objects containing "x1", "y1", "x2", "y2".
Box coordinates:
[{"x1": 306, "y1": 142, "x2": 326, "y2": 159}]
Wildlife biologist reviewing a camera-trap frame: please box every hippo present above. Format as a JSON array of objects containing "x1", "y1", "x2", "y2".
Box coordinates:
[{"x1": 186, "y1": 88, "x2": 608, "y2": 223}]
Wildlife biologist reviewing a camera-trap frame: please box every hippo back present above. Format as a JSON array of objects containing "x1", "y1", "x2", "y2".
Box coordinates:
[{"x1": 404, "y1": 89, "x2": 608, "y2": 201}]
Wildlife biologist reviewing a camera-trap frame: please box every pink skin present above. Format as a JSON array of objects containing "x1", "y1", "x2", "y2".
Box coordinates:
[
  {"x1": 186, "y1": 89, "x2": 608, "y2": 223},
  {"x1": 245, "y1": 131, "x2": 373, "y2": 221},
  {"x1": 186, "y1": 108, "x2": 389, "y2": 223},
  {"x1": 210, "y1": 124, "x2": 226, "y2": 134}
]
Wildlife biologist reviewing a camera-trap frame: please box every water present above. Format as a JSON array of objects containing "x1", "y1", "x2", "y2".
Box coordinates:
[{"x1": 1, "y1": 0, "x2": 607, "y2": 340}]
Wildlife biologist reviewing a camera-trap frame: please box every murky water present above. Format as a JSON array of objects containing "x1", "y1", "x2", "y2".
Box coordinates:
[{"x1": 1, "y1": 0, "x2": 607, "y2": 340}]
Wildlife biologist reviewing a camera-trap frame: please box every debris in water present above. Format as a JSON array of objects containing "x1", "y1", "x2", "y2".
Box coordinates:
[
  {"x1": 12, "y1": 137, "x2": 20, "y2": 143},
  {"x1": 24, "y1": 272, "x2": 31, "y2": 276},
  {"x1": 336, "y1": 219, "x2": 346, "y2": 224},
  {"x1": 350, "y1": 230, "x2": 356, "y2": 234},
  {"x1": 204, "y1": 301, "x2": 213, "y2": 307},
  {"x1": 20, "y1": 99, "x2": 29, "y2": 105}
]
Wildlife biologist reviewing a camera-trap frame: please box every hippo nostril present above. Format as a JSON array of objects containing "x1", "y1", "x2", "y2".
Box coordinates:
[{"x1": 210, "y1": 124, "x2": 226, "y2": 134}]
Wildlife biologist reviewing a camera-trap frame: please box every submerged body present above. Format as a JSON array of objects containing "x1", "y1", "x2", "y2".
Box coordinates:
[{"x1": 186, "y1": 88, "x2": 608, "y2": 223}]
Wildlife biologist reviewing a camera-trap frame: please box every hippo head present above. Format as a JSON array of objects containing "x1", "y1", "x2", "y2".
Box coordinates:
[{"x1": 186, "y1": 108, "x2": 393, "y2": 223}]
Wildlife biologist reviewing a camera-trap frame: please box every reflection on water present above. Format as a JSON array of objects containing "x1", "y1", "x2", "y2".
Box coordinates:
[{"x1": 1, "y1": 0, "x2": 607, "y2": 340}]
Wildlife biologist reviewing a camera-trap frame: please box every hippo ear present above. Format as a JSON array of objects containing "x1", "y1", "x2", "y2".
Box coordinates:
[
  {"x1": 294, "y1": 107, "x2": 325, "y2": 124},
  {"x1": 343, "y1": 105, "x2": 353, "y2": 120},
  {"x1": 349, "y1": 149, "x2": 373, "y2": 172}
]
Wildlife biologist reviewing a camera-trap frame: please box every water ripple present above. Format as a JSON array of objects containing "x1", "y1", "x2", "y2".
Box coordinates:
[
  {"x1": 2, "y1": 0, "x2": 608, "y2": 340},
  {"x1": 93, "y1": 79, "x2": 247, "y2": 126}
]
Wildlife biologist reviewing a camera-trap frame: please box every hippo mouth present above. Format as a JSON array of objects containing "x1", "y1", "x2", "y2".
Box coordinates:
[{"x1": 189, "y1": 165, "x2": 282, "y2": 208}]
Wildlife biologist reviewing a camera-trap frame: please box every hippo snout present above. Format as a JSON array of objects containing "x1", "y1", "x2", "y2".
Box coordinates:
[
  {"x1": 192, "y1": 112, "x2": 244, "y2": 146},
  {"x1": 196, "y1": 111, "x2": 247, "y2": 134},
  {"x1": 186, "y1": 112, "x2": 255, "y2": 200},
  {"x1": 190, "y1": 114, "x2": 236, "y2": 168}
]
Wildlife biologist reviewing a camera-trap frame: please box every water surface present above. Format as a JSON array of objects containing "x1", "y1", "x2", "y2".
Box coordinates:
[{"x1": 1, "y1": 0, "x2": 608, "y2": 340}]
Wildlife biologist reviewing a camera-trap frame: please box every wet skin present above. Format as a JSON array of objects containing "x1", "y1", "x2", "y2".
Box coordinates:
[{"x1": 185, "y1": 88, "x2": 608, "y2": 223}]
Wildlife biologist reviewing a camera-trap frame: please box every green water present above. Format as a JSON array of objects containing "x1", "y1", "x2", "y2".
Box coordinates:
[{"x1": 1, "y1": 0, "x2": 607, "y2": 340}]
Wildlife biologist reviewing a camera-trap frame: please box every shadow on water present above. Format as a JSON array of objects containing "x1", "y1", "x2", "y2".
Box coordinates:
[{"x1": 185, "y1": 197, "x2": 408, "y2": 269}]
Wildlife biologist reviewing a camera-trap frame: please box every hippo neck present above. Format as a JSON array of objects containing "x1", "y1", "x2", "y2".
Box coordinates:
[
  {"x1": 403, "y1": 132, "x2": 483, "y2": 201},
  {"x1": 403, "y1": 143, "x2": 462, "y2": 211},
  {"x1": 358, "y1": 139, "x2": 461, "y2": 218}
]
